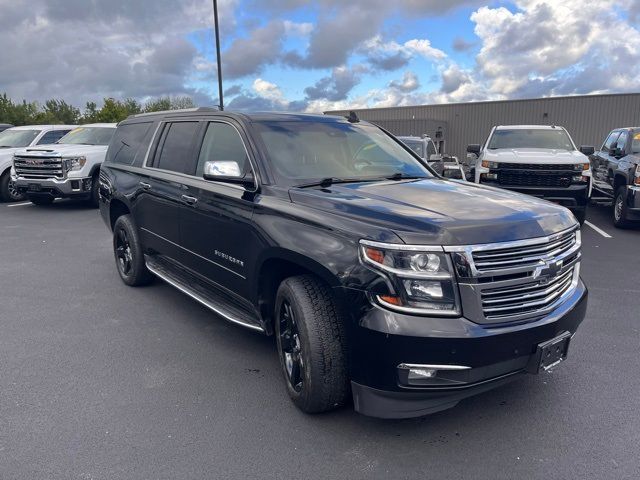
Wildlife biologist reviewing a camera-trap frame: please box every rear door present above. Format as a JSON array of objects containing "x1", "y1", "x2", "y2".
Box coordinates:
[
  {"x1": 179, "y1": 120, "x2": 259, "y2": 301},
  {"x1": 134, "y1": 120, "x2": 201, "y2": 262}
]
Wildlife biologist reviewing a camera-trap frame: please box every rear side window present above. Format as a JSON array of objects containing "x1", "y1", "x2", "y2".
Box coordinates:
[
  {"x1": 603, "y1": 131, "x2": 619, "y2": 151},
  {"x1": 632, "y1": 131, "x2": 640, "y2": 154},
  {"x1": 195, "y1": 122, "x2": 249, "y2": 177},
  {"x1": 106, "y1": 122, "x2": 152, "y2": 165},
  {"x1": 37, "y1": 130, "x2": 70, "y2": 145},
  {"x1": 155, "y1": 122, "x2": 200, "y2": 173}
]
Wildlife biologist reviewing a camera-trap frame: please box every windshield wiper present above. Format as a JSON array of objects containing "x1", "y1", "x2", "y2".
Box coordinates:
[
  {"x1": 385, "y1": 173, "x2": 428, "y2": 181},
  {"x1": 296, "y1": 177, "x2": 376, "y2": 188}
]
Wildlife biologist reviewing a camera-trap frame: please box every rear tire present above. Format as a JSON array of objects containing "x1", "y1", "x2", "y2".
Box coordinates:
[
  {"x1": 113, "y1": 214, "x2": 153, "y2": 287},
  {"x1": 613, "y1": 186, "x2": 634, "y2": 229},
  {"x1": 0, "y1": 170, "x2": 25, "y2": 202},
  {"x1": 27, "y1": 195, "x2": 54, "y2": 206},
  {"x1": 275, "y1": 275, "x2": 349, "y2": 414}
]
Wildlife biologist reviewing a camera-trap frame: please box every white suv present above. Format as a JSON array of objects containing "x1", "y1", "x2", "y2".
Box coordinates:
[
  {"x1": 12, "y1": 124, "x2": 116, "y2": 207},
  {"x1": 0, "y1": 125, "x2": 76, "y2": 202}
]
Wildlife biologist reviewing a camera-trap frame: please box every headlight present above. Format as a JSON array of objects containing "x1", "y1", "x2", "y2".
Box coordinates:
[
  {"x1": 64, "y1": 156, "x2": 87, "y2": 171},
  {"x1": 360, "y1": 241, "x2": 460, "y2": 316},
  {"x1": 481, "y1": 160, "x2": 499, "y2": 169},
  {"x1": 574, "y1": 163, "x2": 590, "y2": 171}
]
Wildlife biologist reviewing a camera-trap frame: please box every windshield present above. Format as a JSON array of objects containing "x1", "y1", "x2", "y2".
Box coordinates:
[
  {"x1": 488, "y1": 129, "x2": 574, "y2": 151},
  {"x1": 59, "y1": 127, "x2": 115, "y2": 146},
  {"x1": 399, "y1": 139, "x2": 425, "y2": 158},
  {"x1": 253, "y1": 121, "x2": 432, "y2": 186},
  {"x1": 0, "y1": 129, "x2": 40, "y2": 148}
]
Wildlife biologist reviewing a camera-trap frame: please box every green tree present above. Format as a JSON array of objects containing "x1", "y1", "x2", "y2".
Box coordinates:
[{"x1": 36, "y1": 99, "x2": 80, "y2": 125}]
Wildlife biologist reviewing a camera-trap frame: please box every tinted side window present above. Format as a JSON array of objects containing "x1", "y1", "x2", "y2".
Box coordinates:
[
  {"x1": 615, "y1": 130, "x2": 629, "y2": 152},
  {"x1": 37, "y1": 130, "x2": 70, "y2": 145},
  {"x1": 427, "y1": 141, "x2": 437, "y2": 158},
  {"x1": 632, "y1": 131, "x2": 640, "y2": 154},
  {"x1": 195, "y1": 123, "x2": 249, "y2": 177},
  {"x1": 603, "y1": 131, "x2": 620, "y2": 151},
  {"x1": 106, "y1": 122, "x2": 152, "y2": 165},
  {"x1": 156, "y1": 122, "x2": 199, "y2": 173}
]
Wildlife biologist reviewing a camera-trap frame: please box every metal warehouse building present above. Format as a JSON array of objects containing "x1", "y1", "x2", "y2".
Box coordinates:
[{"x1": 326, "y1": 93, "x2": 640, "y2": 161}]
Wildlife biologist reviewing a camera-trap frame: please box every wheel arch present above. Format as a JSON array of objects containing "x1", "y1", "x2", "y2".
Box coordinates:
[
  {"x1": 109, "y1": 197, "x2": 131, "y2": 230},
  {"x1": 254, "y1": 250, "x2": 344, "y2": 335}
]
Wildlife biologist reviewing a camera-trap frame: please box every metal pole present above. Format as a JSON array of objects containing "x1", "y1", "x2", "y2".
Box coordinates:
[{"x1": 213, "y1": 0, "x2": 224, "y2": 111}]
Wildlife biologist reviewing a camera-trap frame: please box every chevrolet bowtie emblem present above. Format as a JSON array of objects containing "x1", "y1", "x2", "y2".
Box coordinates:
[{"x1": 533, "y1": 259, "x2": 563, "y2": 283}]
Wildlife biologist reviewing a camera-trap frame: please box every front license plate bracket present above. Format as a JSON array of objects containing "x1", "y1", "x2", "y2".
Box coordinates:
[{"x1": 528, "y1": 331, "x2": 572, "y2": 373}]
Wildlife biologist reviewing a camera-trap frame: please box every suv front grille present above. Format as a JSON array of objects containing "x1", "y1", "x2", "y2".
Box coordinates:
[
  {"x1": 14, "y1": 156, "x2": 65, "y2": 180},
  {"x1": 480, "y1": 266, "x2": 575, "y2": 321},
  {"x1": 447, "y1": 227, "x2": 581, "y2": 325}
]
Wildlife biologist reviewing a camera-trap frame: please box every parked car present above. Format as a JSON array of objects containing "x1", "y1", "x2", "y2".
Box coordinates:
[
  {"x1": 0, "y1": 124, "x2": 76, "y2": 202},
  {"x1": 12, "y1": 123, "x2": 116, "y2": 206},
  {"x1": 0, "y1": 124, "x2": 14, "y2": 133},
  {"x1": 398, "y1": 135, "x2": 466, "y2": 180},
  {"x1": 467, "y1": 125, "x2": 594, "y2": 224},
  {"x1": 589, "y1": 128, "x2": 640, "y2": 228},
  {"x1": 99, "y1": 109, "x2": 587, "y2": 419}
]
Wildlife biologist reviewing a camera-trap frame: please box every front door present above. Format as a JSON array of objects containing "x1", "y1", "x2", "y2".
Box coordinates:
[{"x1": 179, "y1": 121, "x2": 260, "y2": 302}]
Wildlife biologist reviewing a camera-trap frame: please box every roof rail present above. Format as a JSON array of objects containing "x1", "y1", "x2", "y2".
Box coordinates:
[{"x1": 131, "y1": 107, "x2": 220, "y2": 118}]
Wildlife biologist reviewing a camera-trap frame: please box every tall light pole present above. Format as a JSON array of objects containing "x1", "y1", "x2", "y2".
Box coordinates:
[{"x1": 213, "y1": 0, "x2": 224, "y2": 111}]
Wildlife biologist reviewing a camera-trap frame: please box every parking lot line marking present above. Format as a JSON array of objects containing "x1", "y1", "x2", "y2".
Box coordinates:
[
  {"x1": 584, "y1": 221, "x2": 613, "y2": 239},
  {"x1": 6, "y1": 202, "x2": 32, "y2": 208}
]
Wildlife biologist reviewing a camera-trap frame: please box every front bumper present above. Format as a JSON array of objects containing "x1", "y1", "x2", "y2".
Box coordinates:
[
  {"x1": 480, "y1": 181, "x2": 590, "y2": 211},
  {"x1": 348, "y1": 280, "x2": 588, "y2": 418},
  {"x1": 13, "y1": 176, "x2": 93, "y2": 198}
]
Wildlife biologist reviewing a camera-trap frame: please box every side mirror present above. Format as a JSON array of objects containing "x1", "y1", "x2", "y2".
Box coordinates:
[
  {"x1": 467, "y1": 144, "x2": 481, "y2": 155},
  {"x1": 579, "y1": 145, "x2": 595, "y2": 156},
  {"x1": 609, "y1": 146, "x2": 624, "y2": 158},
  {"x1": 203, "y1": 161, "x2": 255, "y2": 189}
]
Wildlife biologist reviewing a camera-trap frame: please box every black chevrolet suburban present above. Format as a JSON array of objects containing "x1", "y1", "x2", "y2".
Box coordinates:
[{"x1": 99, "y1": 109, "x2": 588, "y2": 419}]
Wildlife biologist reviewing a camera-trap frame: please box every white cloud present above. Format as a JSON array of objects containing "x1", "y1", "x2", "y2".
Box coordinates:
[{"x1": 252, "y1": 78, "x2": 290, "y2": 108}]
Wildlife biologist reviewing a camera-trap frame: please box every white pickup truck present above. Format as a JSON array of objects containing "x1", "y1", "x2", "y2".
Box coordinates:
[
  {"x1": 0, "y1": 125, "x2": 76, "y2": 202},
  {"x1": 12, "y1": 123, "x2": 116, "y2": 206},
  {"x1": 467, "y1": 125, "x2": 594, "y2": 224}
]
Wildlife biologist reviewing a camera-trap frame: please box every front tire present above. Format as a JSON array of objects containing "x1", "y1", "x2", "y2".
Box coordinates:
[
  {"x1": 275, "y1": 275, "x2": 349, "y2": 414},
  {"x1": 0, "y1": 170, "x2": 25, "y2": 202},
  {"x1": 113, "y1": 215, "x2": 153, "y2": 287},
  {"x1": 86, "y1": 175, "x2": 100, "y2": 208},
  {"x1": 613, "y1": 186, "x2": 634, "y2": 228}
]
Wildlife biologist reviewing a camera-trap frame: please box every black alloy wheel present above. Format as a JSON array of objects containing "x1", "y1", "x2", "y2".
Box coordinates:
[
  {"x1": 115, "y1": 227, "x2": 134, "y2": 277},
  {"x1": 279, "y1": 300, "x2": 305, "y2": 393}
]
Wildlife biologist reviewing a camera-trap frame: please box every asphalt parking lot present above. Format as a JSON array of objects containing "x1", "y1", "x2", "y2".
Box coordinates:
[{"x1": 1, "y1": 200, "x2": 639, "y2": 480}]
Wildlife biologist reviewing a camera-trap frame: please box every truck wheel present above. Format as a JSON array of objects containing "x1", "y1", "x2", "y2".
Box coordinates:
[
  {"x1": 613, "y1": 186, "x2": 633, "y2": 229},
  {"x1": 573, "y1": 209, "x2": 586, "y2": 226},
  {"x1": 0, "y1": 170, "x2": 25, "y2": 202},
  {"x1": 87, "y1": 175, "x2": 100, "y2": 208},
  {"x1": 275, "y1": 275, "x2": 349, "y2": 414},
  {"x1": 27, "y1": 195, "x2": 54, "y2": 206},
  {"x1": 112, "y1": 214, "x2": 153, "y2": 287}
]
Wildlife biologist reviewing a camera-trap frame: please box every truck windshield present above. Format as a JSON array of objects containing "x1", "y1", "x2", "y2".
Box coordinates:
[
  {"x1": 59, "y1": 127, "x2": 116, "y2": 146},
  {"x1": 0, "y1": 129, "x2": 39, "y2": 148},
  {"x1": 254, "y1": 121, "x2": 432, "y2": 186},
  {"x1": 488, "y1": 129, "x2": 574, "y2": 151},
  {"x1": 399, "y1": 139, "x2": 425, "y2": 158}
]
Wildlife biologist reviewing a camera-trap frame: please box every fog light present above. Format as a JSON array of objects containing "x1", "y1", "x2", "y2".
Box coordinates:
[
  {"x1": 480, "y1": 173, "x2": 497, "y2": 181},
  {"x1": 408, "y1": 368, "x2": 437, "y2": 380}
]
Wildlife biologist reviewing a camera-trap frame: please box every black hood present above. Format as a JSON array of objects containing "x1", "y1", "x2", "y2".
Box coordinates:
[{"x1": 289, "y1": 178, "x2": 577, "y2": 246}]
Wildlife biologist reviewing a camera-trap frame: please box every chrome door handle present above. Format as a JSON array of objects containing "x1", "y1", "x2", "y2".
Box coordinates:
[
  {"x1": 139, "y1": 182, "x2": 152, "y2": 190},
  {"x1": 181, "y1": 195, "x2": 198, "y2": 205}
]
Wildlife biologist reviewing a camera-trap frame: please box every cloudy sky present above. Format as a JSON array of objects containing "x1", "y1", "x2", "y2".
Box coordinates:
[{"x1": 1, "y1": 0, "x2": 639, "y2": 112}]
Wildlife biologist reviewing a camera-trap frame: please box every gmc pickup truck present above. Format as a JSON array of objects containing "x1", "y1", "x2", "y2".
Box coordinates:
[
  {"x1": 99, "y1": 109, "x2": 587, "y2": 419},
  {"x1": 12, "y1": 123, "x2": 116, "y2": 206},
  {"x1": 589, "y1": 127, "x2": 640, "y2": 228},
  {"x1": 468, "y1": 125, "x2": 594, "y2": 224},
  {"x1": 0, "y1": 125, "x2": 76, "y2": 202}
]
